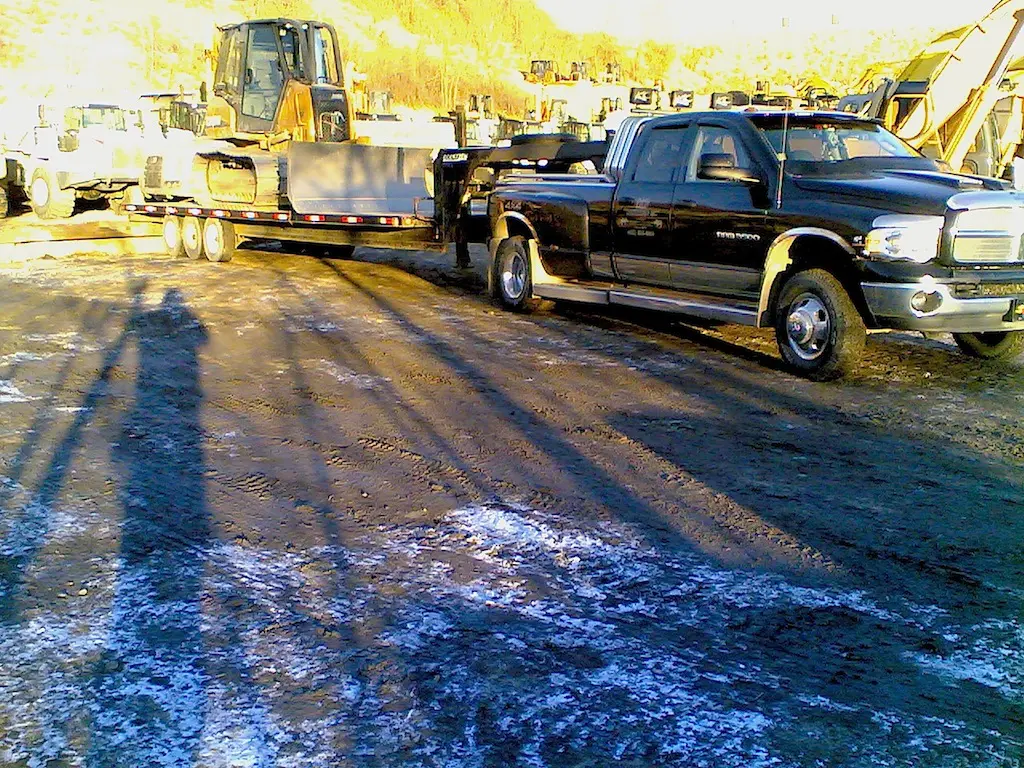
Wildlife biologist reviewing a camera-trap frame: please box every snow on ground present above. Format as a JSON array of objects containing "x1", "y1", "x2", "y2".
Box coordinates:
[{"x1": 0, "y1": 501, "x2": 1021, "y2": 767}]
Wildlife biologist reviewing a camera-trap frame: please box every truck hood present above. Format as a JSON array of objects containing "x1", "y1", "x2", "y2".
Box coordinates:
[{"x1": 792, "y1": 170, "x2": 1000, "y2": 215}]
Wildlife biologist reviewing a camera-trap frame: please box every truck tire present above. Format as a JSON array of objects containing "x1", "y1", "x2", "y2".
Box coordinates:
[
  {"x1": 774, "y1": 268, "x2": 866, "y2": 381},
  {"x1": 203, "y1": 217, "x2": 236, "y2": 263},
  {"x1": 181, "y1": 215, "x2": 204, "y2": 260},
  {"x1": 29, "y1": 167, "x2": 75, "y2": 219},
  {"x1": 494, "y1": 235, "x2": 539, "y2": 312},
  {"x1": 952, "y1": 331, "x2": 1024, "y2": 360},
  {"x1": 162, "y1": 216, "x2": 184, "y2": 258},
  {"x1": 0, "y1": 186, "x2": 8, "y2": 219}
]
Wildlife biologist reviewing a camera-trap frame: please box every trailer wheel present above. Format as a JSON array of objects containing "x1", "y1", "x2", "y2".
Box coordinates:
[
  {"x1": 162, "y1": 216, "x2": 184, "y2": 258},
  {"x1": 494, "y1": 235, "x2": 539, "y2": 312},
  {"x1": 0, "y1": 187, "x2": 8, "y2": 219},
  {"x1": 774, "y1": 268, "x2": 865, "y2": 381},
  {"x1": 29, "y1": 167, "x2": 75, "y2": 219},
  {"x1": 181, "y1": 215, "x2": 204, "y2": 260},
  {"x1": 952, "y1": 331, "x2": 1024, "y2": 360},
  {"x1": 203, "y1": 217, "x2": 236, "y2": 263}
]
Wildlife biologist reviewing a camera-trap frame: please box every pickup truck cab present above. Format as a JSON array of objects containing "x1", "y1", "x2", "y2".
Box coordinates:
[{"x1": 487, "y1": 111, "x2": 1024, "y2": 379}]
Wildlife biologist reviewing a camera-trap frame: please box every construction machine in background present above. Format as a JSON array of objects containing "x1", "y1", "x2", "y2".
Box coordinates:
[
  {"x1": 840, "y1": 0, "x2": 1024, "y2": 178},
  {"x1": 504, "y1": 59, "x2": 634, "y2": 142},
  {"x1": 133, "y1": 17, "x2": 606, "y2": 269},
  {"x1": 1, "y1": 99, "x2": 151, "y2": 218},
  {"x1": 143, "y1": 17, "x2": 454, "y2": 206}
]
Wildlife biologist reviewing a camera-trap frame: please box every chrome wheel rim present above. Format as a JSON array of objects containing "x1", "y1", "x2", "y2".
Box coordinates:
[
  {"x1": 182, "y1": 218, "x2": 200, "y2": 254},
  {"x1": 204, "y1": 222, "x2": 222, "y2": 258},
  {"x1": 501, "y1": 250, "x2": 527, "y2": 301},
  {"x1": 31, "y1": 177, "x2": 49, "y2": 208},
  {"x1": 162, "y1": 218, "x2": 180, "y2": 252},
  {"x1": 785, "y1": 293, "x2": 831, "y2": 361}
]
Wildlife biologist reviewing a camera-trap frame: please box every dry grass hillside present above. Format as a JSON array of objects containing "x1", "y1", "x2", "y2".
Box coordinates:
[{"x1": 0, "y1": 0, "x2": 940, "y2": 114}]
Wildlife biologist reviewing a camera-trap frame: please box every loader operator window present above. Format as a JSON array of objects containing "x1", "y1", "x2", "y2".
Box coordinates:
[
  {"x1": 278, "y1": 27, "x2": 303, "y2": 78},
  {"x1": 314, "y1": 27, "x2": 341, "y2": 85},
  {"x1": 241, "y1": 25, "x2": 286, "y2": 121},
  {"x1": 216, "y1": 28, "x2": 245, "y2": 99}
]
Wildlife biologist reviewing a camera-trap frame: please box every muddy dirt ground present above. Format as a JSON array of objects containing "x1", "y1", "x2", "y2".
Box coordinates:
[{"x1": 0, "y1": 241, "x2": 1021, "y2": 767}]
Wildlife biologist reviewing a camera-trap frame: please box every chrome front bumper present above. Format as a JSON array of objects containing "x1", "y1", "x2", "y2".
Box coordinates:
[{"x1": 862, "y1": 281, "x2": 1024, "y2": 333}]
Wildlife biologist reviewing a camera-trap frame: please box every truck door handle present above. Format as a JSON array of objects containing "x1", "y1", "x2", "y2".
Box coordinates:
[{"x1": 676, "y1": 199, "x2": 697, "y2": 208}]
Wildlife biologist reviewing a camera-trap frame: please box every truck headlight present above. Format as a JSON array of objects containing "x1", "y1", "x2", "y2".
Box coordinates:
[{"x1": 863, "y1": 215, "x2": 942, "y2": 264}]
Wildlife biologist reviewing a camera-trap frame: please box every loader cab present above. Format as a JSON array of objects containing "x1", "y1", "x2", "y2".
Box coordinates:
[
  {"x1": 207, "y1": 18, "x2": 351, "y2": 145},
  {"x1": 529, "y1": 60, "x2": 560, "y2": 83}
]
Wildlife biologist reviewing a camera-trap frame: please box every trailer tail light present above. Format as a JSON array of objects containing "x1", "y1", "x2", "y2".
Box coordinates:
[
  {"x1": 306, "y1": 214, "x2": 324, "y2": 223},
  {"x1": 125, "y1": 205, "x2": 138, "y2": 212},
  {"x1": 275, "y1": 213, "x2": 289, "y2": 221},
  {"x1": 243, "y1": 211, "x2": 258, "y2": 219},
  {"x1": 342, "y1": 216, "x2": 363, "y2": 224},
  {"x1": 166, "y1": 207, "x2": 178, "y2": 215},
  {"x1": 213, "y1": 210, "x2": 227, "y2": 218},
  {"x1": 379, "y1": 216, "x2": 400, "y2": 226},
  {"x1": 187, "y1": 208, "x2": 201, "y2": 216}
]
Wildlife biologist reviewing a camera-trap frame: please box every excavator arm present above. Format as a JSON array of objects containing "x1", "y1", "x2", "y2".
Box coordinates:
[{"x1": 869, "y1": 1, "x2": 1024, "y2": 174}]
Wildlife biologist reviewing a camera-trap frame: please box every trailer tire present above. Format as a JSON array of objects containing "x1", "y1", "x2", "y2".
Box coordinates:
[
  {"x1": 203, "y1": 217, "x2": 236, "y2": 263},
  {"x1": 0, "y1": 187, "x2": 8, "y2": 219},
  {"x1": 29, "y1": 167, "x2": 75, "y2": 219},
  {"x1": 494, "y1": 235, "x2": 540, "y2": 312},
  {"x1": 774, "y1": 268, "x2": 865, "y2": 381},
  {"x1": 162, "y1": 216, "x2": 184, "y2": 258},
  {"x1": 181, "y1": 215, "x2": 204, "y2": 260},
  {"x1": 952, "y1": 331, "x2": 1024, "y2": 360}
]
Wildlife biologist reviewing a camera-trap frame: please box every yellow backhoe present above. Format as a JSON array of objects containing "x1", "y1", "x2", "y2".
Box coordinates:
[{"x1": 841, "y1": 0, "x2": 1024, "y2": 178}]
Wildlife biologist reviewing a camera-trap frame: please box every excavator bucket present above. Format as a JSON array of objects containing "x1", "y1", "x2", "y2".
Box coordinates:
[{"x1": 286, "y1": 142, "x2": 436, "y2": 217}]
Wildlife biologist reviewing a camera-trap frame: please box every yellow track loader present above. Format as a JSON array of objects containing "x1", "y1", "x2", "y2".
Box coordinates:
[{"x1": 145, "y1": 18, "x2": 439, "y2": 211}]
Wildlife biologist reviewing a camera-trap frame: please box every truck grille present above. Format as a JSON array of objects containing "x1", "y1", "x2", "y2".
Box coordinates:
[{"x1": 951, "y1": 208, "x2": 1024, "y2": 265}]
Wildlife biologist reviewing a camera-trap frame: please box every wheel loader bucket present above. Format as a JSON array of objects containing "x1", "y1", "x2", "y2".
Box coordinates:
[{"x1": 286, "y1": 142, "x2": 436, "y2": 218}]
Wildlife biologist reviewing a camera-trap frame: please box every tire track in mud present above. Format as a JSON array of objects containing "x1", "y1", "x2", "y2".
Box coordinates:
[
  {"x1": 356, "y1": 435, "x2": 478, "y2": 495},
  {"x1": 209, "y1": 471, "x2": 282, "y2": 502},
  {"x1": 211, "y1": 392, "x2": 301, "y2": 419},
  {"x1": 278, "y1": 437, "x2": 358, "y2": 469},
  {"x1": 562, "y1": 420, "x2": 840, "y2": 572}
]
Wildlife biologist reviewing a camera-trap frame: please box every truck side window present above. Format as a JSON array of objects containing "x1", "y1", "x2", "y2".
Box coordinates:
[
  {"x1": 631, "y1": 127, "x2": 688, "y2": 184},
  {"x1": 687, "y1": 126, "x2": 751, "y2": 181}
]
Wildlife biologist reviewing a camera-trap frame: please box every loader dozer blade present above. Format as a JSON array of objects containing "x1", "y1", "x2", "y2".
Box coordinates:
[{"x1": 287, "y1": 142, "x2": 435, "y2": 218}]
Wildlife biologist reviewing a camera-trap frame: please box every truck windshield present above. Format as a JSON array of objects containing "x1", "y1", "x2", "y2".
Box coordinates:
[{"x1": 754, "y1": 117, "x2": 930, "y2": 174}]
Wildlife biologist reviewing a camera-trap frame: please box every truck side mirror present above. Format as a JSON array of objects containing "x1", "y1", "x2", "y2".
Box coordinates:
[{"x1": 698, "y1": 153, "x2": 762, "y2": 185}]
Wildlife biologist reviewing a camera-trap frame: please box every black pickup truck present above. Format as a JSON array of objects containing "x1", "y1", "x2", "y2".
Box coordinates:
[{"x1": 486, "y1": 111, "x2": 1024, "y2": 379}]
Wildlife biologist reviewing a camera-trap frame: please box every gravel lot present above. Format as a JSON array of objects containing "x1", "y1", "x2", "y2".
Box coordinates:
[{"x1": 0, "y1": 241, "x2": 1021, "y2": 767}]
